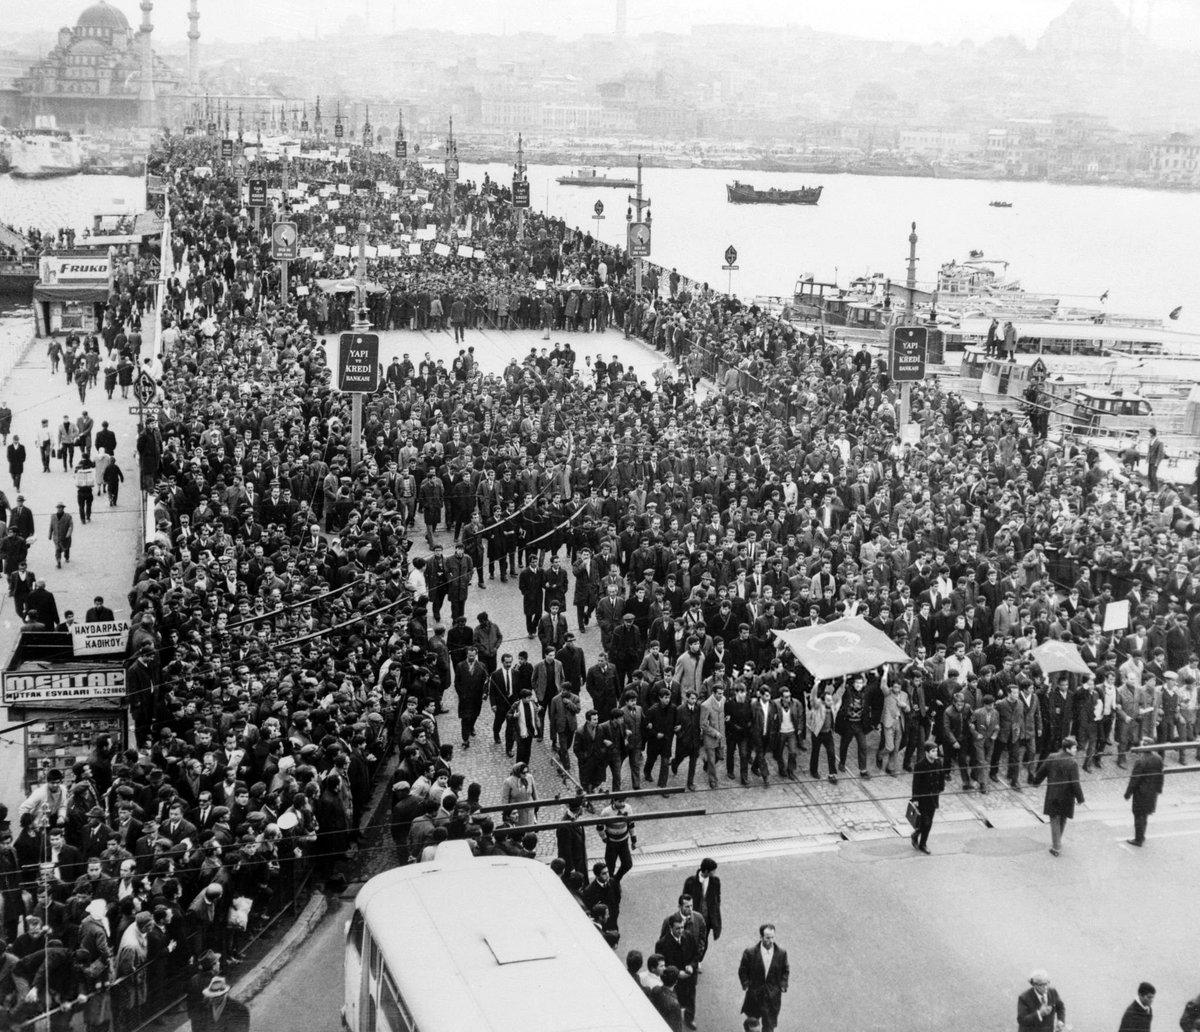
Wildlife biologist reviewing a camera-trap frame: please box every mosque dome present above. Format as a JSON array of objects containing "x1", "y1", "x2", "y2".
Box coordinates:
[{"x1": 75, "y1": 1, "x2": 132, "y2": 34}]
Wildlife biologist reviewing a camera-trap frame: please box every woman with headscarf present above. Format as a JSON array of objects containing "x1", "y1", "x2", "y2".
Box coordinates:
[{"x1": 499, "y1": 762, "x2": 538, "y2": 826}]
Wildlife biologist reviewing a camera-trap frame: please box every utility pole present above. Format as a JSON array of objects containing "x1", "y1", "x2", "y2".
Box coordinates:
[
  {"x1": 626, "y1": 154, "x2": 650, "y2": 296},
  {"x1": 901, "y1": 221, "x2": 919, "y2": 429},
  {"x1": 514, "y1": 131, "x2": 526, "y2": 240},
  {"x1": 279, "y1": 152, "x2": 291, "y2": 303},
  {"x1": 351, "y1": 220, "x2": 370, "y2": 469},
  {"x1": 446, "y1": 115, "x2": 458, "y2": 228}
]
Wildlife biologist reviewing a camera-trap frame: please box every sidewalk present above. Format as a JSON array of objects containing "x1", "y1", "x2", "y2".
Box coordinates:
[{"x1": 0, "y1": 335, "x2": 146, "y2": 818}]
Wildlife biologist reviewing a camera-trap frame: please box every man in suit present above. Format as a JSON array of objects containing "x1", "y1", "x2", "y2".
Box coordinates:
[
  {"x1": 1031, "y1": 737, "x2": 1085, "y2": 857},
  {"x1": 455, "y1": 646, "x2": 489, "y2": 749},
  {"x1": 681, "y1": 858, "x2": 722, "y2": 949},
  {"x1": 1123, "y1": 736, "x2": 1165, "y2": 847},
  {"x1": 537, "y1": 601, "x2": 570, "y2": 655},
  {"x1": 909, "y1": 740, "x2": 945, "y2": 854},
  {"x1": 738, "y1": 923, "x2": 789, "y2": 1032},
  {"x1": 672, "y1": 689, "x2": 704, "y2": 791},
  {"x1": 489, "y1": 654, "x2": 518, "y2": 754},
  {"x1": 655, "y1": 913, "x2": 701, "y2": 1029},
  {"x1": 1016, "y1": 969, "x2": 1066, "y2": 1031},
  {"x1": 532, "y1": 647, "x2": 565, "y2": 740},
  {"x1": 1117, "y1": 982, "x2": 1156, "y2": 1032},
  {"x1": 699, "y1": 685, "x2": 726, "y2": 790},
  {"x1": 160, "y1": 800, "x2": 197, "y2": 847}
]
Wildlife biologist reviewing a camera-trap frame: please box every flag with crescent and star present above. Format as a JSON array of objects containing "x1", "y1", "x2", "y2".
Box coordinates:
[{"x1": 772, "y1": 616, "x2": 910, "y2": 680}]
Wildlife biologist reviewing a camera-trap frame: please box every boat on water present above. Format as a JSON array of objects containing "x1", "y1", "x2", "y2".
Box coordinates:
[
  {"x1": 989, "y1": 201, "x2": 1013, "y2": 208},
  {"x1": 555, "y1": 168, "x2": 636, "y2": 188},
  {"x1": 10, "y1": 128, "x2": 83, "y2": 180},
  {"x1": 727, "y1": 181, "x2": 822, "y2": 205}
]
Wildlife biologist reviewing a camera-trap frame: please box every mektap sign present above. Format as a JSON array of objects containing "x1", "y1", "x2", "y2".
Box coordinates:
[{"x1": 1, "y1": 668, "x2": 126, "y2": 706}]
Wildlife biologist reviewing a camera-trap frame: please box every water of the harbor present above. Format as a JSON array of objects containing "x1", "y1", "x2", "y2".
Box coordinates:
[
  {"x1": 460, "y1": 162, "x2": 1200, "y2": 335},
  {"x1": 1, "y1": 168, "x2": 1196, "y2": 338},
  {"x1": 0, "y1": 173, "x2": 143, "y2": 349}
]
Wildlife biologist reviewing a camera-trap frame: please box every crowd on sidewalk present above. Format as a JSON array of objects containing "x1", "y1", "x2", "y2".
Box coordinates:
[{"x1": 5, "y1": 124, "x2": 1200, "y2": 1030}]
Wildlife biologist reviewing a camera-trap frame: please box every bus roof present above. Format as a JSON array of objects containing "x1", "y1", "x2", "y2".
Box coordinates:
[{"x1": 355, "y1": 848, "x2": 668, "y2": 1032}]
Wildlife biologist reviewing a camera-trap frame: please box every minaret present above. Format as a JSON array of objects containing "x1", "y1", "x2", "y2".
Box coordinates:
[
  {"x1": 138, "y1": 0, "x2": 157, "y2": 125},
  {"x1": 187, "y1": 0, "x2": 200, "y2": 95}
]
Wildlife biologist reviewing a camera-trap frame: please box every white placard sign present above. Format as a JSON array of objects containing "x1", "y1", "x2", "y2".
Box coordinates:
[{"x1": 71, "y1": 621, "x2": 131, "y2": 656}]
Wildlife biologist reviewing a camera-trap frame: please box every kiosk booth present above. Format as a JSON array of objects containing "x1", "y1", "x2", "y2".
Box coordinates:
[{"x1": 3, "y1": 628, "x2": 129, "y2": 792}]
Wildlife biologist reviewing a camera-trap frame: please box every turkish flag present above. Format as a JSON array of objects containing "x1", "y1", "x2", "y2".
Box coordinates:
[{"x1": 773, "y1": 617, "x2": 910, "y2": 681}]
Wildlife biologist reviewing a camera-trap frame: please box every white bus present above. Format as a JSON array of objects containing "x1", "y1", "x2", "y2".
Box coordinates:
[{"x1": 344, "y1": 841, "x2": 670, "y2": 1032}]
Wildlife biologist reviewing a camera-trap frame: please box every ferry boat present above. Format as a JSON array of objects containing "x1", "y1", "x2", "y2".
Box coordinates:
[
  {"x1": 555, "y1": 168, "x2": 636, "y2": 188},
  {"x1": 0, "y1": 225, "x2": 36, "y2": 296},
  {"x1": 988, "y1": 200, "x2": 1013, "y2": 208},
  {"x1": 10, "y1": 129, "x2": 83, "y2": 180},
  {"x1": 727, "y1": 181, "x2": 823, "y2": 205}
]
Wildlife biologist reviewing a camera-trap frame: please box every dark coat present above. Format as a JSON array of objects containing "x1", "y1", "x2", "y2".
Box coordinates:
[
  {"x1": 1031, "y1": 751, "x2": 1085, "y2": 819},
  {"x1": 912, "y1": 755, "x2": 946, "y2": 814},
  {"x1": 1124, "y1": 752, "x2": 1164, "y2": 816},
  {"x1": 454, "y1": 660, "x2": 488, "y2": 718},
  {"x1": 1016, "y1": 986, "x2": 1065, "y2": 1031},
  {"x1": 1117, "y1": 999, "x2": 1153, "y2": 1032},
  {"x1": 554, "y1": 811, "x2": 587, "y2": 879},
  {"x1": 738, "y1": 942, "x2": 789, "y2": 1025},
  {"x1": 681, "y1": 871, "x2": 722, "y2": 940}
]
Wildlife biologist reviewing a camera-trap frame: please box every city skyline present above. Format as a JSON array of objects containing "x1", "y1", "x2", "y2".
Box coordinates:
[{"x1": 3, "y1": 0, "x2": 1199, "y2": 51}]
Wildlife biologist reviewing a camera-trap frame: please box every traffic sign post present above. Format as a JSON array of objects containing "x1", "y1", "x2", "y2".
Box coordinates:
[
  {"x1": 889, "y1": 325, "x2": 927, "y2": 382},
  {"x1": 336, "y1": 333, "x2": 381, "y2": 393},
  {"x1": 722, "y1": 244, "x2": 740, "y2": 295},
  {"x1": 221, "y1": 139, "x2": 234, "y2": 159},
  {"x1": 271, "y1": 221, "x2": 299, "y2": 305},
  {"x1": 512, "y1": 179, "x2": 530, "y2": 208},
  {"x1": 593, "y1": 198, "x2": 606, "y2": 235},
  {"x1": 445, "y1": 157, "x2": 459, "y2": 181},
  {"x1": 628, "y1": 221, "x2": 651, "y2": 258}
]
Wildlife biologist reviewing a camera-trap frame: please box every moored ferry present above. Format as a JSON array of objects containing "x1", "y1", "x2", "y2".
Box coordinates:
[
  {"x1": 10, "y1": 128, "x2": 84, "y2": 180},
  {"x1": 727, "y1": 181, "x2": 823, "y2": 205}
]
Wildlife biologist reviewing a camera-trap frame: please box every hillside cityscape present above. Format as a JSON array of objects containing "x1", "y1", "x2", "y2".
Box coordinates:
[{"x1": 0, "y1": 0, "x2": 1198, "y2": 185}]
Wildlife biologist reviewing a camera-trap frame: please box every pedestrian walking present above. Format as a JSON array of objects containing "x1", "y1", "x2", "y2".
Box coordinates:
[
  {"x1": 909, "y1": 740, "x2": 945, "y2": 854},
  {"x1": 681, "y1": 858, "x2": 723, "y2": 951},
  {"x1": 48, "y1": 503, "x2": 73, "y2": 568},
  {"x1": 196, "y1": 976, "x2": 251, "y2": 1032},
  {"x1": 597, "y1": 795, "x2": 635, "y2": 881},
  {"x1": 1017, "y1": 970, "x2": 1065, "y2": 1031},
  {"x1": 56, "y1": 416, "x2": 77, "y2": 471},
  {"x1": 75, "y1": 457, "x2": 96, "y2": 523},
  {"x1": 737, "y1": 924, "x2": 789, "y2": 1032},
  {"x1": 1031, "y1": 735, "x2": 1085, "y2": 857},
  {"x1": 655, "y1": 913, "x2": 700, "y2": 1030},
  {"x1": 1117, "y1": 982, "x2": 1155, "y2": 1032},
  {"x1": 1123, "y1": 737, "x2": 1165, "y2": 847},
  {"x1": 0, "y1": 401, "x2": 10, "y2": 445},
  {"x1": 35, "y1": 418, "x2": 52, "y2": 472},
  {"x1": 6, "y1": 435, "x2": 25, "y2": 489}
]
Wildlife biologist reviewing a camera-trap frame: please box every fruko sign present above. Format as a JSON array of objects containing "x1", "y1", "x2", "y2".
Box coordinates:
[
  {"x1": 40, "y1": 255, "x2": 112, "y2": 283},
  {"x1": 71, "y1": 620, "x2": 131, "y2": 656},
  {"x1": 1, "y1": 667, "x2": 126, "y2": 706}
]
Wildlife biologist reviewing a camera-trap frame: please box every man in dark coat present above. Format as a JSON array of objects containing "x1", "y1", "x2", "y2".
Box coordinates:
[
  {"x1": 738, "y1": 924, "x2": 789, "y2": 1032},
  {"x1": 910, "y1": 740, "x2": 946, "y2": 854},
  {"x1": 454, "y1": 646, "x2": 488, "y2": 749},
  {"x1": 681, "y1": 858, "x2": 722, "y2": 949},
  {"x1": 1117, "y1": 982, "x2": 1155, "y2": 1032},
  {"x1": 1031, "y1": 736, "x2": 1085, "y2": 857},
  {"x1": 1123, "y1": 737, "x2": 1164, "y2": 847},
  {"x1": 554, "y1": 795, "x2": 587, "y2": 880},
  {"x1": 655, "y1": 914, "x2": 700, "y2": 1029},
  {"x1": 1016, "y1": 969, "x2": 1065, "y2": 1032},
  {"x1": 197, "y1": 976, "x2": 251, "y2": 1032}
]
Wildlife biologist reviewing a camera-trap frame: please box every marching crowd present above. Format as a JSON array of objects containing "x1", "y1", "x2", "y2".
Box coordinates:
[{"x1": 2, "y1": 125, "x2": 1199, "y2": 1032}]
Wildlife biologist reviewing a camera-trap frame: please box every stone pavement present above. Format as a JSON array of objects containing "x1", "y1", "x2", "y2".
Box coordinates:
[{"x1": 0, "y1": 334, "x2": 147, "y2": 818}]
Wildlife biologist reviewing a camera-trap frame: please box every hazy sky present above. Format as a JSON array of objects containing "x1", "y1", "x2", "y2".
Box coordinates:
[{"x1": 7, "y1": 0, "x2": 1198, "y2": 50}]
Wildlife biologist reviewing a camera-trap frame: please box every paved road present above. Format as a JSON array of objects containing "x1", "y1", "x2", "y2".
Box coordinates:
[
  {"x1": 246, "y1": 809, "x2": 1200, "y2": 1032},
  {"x1": 0, "y1": 335, "x2": 147, "y2": 817}
]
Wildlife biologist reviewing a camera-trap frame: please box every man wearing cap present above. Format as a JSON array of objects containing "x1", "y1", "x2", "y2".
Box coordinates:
[
  {"x1": 48, "y1": 503, "x2": 73, "y2": 568},
  {"x1": 8, "y1": 493, "x2": 33, "y2": 540}
]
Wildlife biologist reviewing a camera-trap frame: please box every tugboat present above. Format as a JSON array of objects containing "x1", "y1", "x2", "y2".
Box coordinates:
[
  {"x1": 556, "y1": 168, "x2": 637, "y2": 188},
  {"x1": 727, "y1": 181, "x2": 822, "y2": 205}
]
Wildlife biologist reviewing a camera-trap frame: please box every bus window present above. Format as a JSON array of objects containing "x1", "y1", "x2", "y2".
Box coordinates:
[
  {"x1": 379, "y1": 970, "x2": 415, "y2": 1032},
  {"x1": 350, "y1": 910, "x2": 365, "y2": 956}
]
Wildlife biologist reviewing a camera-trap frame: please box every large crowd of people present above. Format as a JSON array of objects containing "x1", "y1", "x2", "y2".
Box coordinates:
[{"x1": 4, "y1": 129, "x2": 1199, "y2": 1030}]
